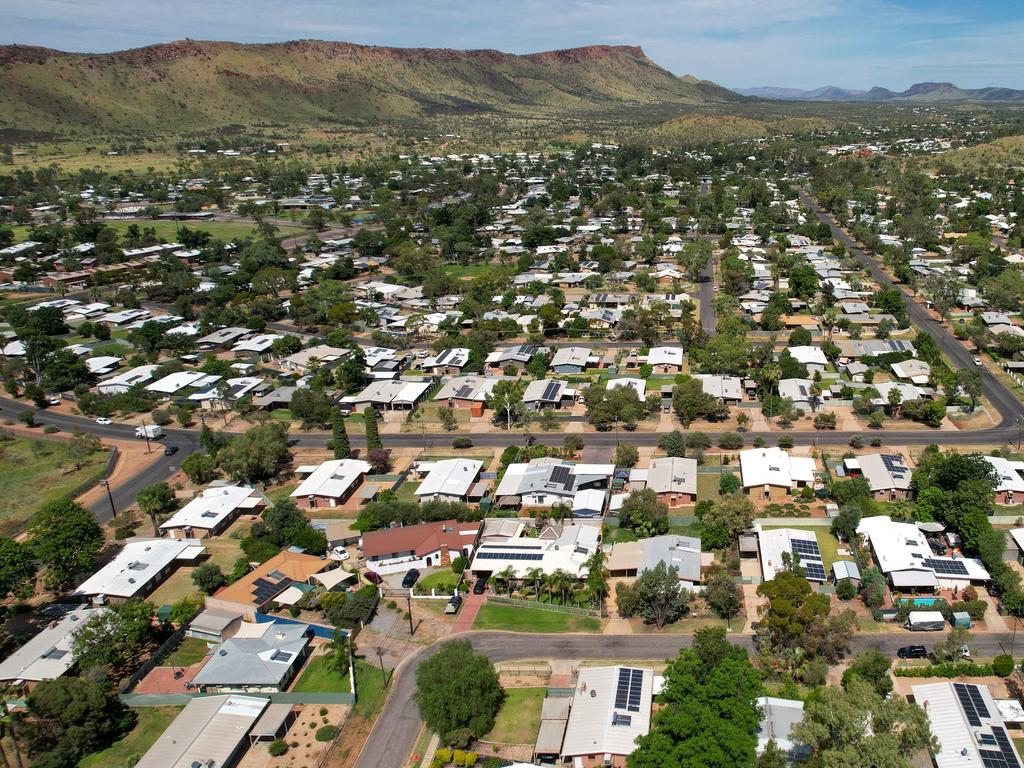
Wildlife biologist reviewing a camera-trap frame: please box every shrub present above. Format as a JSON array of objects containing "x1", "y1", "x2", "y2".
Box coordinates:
[
  {"x1": 315, "y1": 725, "x2": 339, "y2": 742},
  {"x1": 951, "y1": 599, "x2": 987, "y2": 622},
  {"x1": 452, "y1": 437, "x2": 473, "y2": 449},
  {"x1": 777, "y1": 435, "x2": 794, "y2": 449},
  {"x1": 435, "y1": 748, "x2": 453, "y2": 765},
  {"x1": 894, "y1": 662, "x2": 994, "y2": 677},
  {"x1": 993, "y1": 654, "x2": 1015, "y2": 677},
  {"x1": 151, "y1": 408, "x2": 172, "y2": 426},
  {"x1": 17, "y1": 411, "x2": 34, "y2": 427},
  {"x1": 849, "y1": 434, "x2": 864, "y2": 449},
  {"x1": 753, "y1": 436, "x2": 765, "y2": 448},
  {"x1": 718, "y1": 432, "x2": 743, "y2": 450},
  {"x1": 836, "y1": 579, "x2": 857, "y2": 600},
  {"x1": 268, "y1": 740, "x2": 288, "y2": 756},
  {"x1": 42, "y1": 424, "x2": 59, "y2": 434}
]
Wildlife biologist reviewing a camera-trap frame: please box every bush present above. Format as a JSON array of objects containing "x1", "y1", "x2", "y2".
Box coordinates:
[
  {"x1": 268, "y1": 740, "x2": 288, "y2": 756},
  {"x1": 151, "y1": 408, "x2": 172, "y2": 426},
  {"x1": 315, "y1": 725, "x2": 339, "y2": 742},
  {"x1": 951, "y1": 599, "x2": 988, "y2": 622},
  {"x1": 452, "y1": 437, "x2": 473, "y2": 449},
  {"x1": 42, "y1": 424, "x2": 59, "y2": 434},
  {"x1": 718, "y1": 432, "x2": 743, "y2": 450},
  {"x1": 435, "y1": 748, "x2": 453, "y2": 765},
  {"x1": 753, "y1": 436, "x2": 765, "y2": 448},
  {"x1": 849, "y1": 434, "x2": 864, "y2": 449},
  {"x1": 895, "y1": 662, "x2": 994, "y2": 677},
  {"x1": 17, "y1": 411, "x2": 34, "y2": 427},
  {"x1": 777, "y1": 435, "x2": 794, "y2": 449},
  {"x1": 836, "y1": 579, "x2": 857, "y2": 600},
  {"x1": 870, "y1": 437, "x2": 882, "y2": 447},
  {"x1": 993, "y1": 654, "x2": 1015, "y2": 677}
]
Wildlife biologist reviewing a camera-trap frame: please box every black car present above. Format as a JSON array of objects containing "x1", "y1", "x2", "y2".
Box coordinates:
[
  {"x1": 164, "y1": 445, "x2": 179, "y2": 456},
  {"x1": 401, "y1": 568, "x2": 420, "y2": 589},
  {"x1": 445, "y1": 595, "x2": 463, "y2": 614},
  {"x1": 472, "y1": 577, "x2": 487, "y2": 595},
  {"x1": 897, "y1": 645, "x2": 928, "y2": 659}
]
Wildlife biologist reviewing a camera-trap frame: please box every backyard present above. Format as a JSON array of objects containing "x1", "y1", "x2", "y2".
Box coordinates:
[
  {"x1": 485, "y1": 688, "x2": 545, "y2": 745},
  {"x1": 0, "y1": 434, "x2": 110, "y2": 535},
  {"x1": 762, "y1": 524, "x2": 841, "y2": 572},
  {"x1": 292, "y1": 654, "x2": 350, "y2": 693},
  {"x1": 472, "y1": 603, "x2": 601, "y2": 633},
  {"x1": 79, "y1": 706, "x2": 182, "y2": 768},
  {"x1": 163, "y1": 636, "x2": 211, "y2": 668}
]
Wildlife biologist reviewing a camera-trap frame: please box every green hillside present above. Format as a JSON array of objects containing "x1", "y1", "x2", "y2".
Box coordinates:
[{"x1": 0, "y1": 40, "x2": 742, "y2": 137}]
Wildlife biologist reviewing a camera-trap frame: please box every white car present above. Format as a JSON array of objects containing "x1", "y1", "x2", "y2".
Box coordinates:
[
  {"x1": 330, "y1": 546, "x2": 351, "y2": 562},
  {"x1": 95, "y1": 417, "x2": 112, "y2": 425},
  {"x1": 959, "y1": 644, "x2": 972, "y2": 660},
  {"x1": 973, "y1": 357, "x2": 983, "y2": 366},
  {"x1": 48, "y1": 397, "x2": 61, "y2": 406}
]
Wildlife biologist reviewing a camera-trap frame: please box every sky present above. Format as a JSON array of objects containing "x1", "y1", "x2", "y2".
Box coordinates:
[{"x1": 4, "y1": 0, "x2": 1024, "y2": 90}]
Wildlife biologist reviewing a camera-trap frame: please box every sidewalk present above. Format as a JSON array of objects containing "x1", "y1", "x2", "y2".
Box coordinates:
[{"x1": 452, "y1": 593, "x2": 485, "y2": 633}]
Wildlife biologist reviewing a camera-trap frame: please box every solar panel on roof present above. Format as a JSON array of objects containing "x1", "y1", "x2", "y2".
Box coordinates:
[
  {"x1": 925, "y1": 558, "x2": 970, "y2": 576},
  {"x1": 628, "y1": 668, "x2": 643, "y2": 711},
  {"x1": 475, "y1": 551, "x2": 544, "y2": 561},
  {"x1": 955, "y1": 683, "x2": 988, "y2": 727},
  {"x1": 614, "y1": 667, "x2": 630, "y2": 709},
  {"x1": 455, "y1": 385, "x2": 473, "y2": 398},
  {"x1": 550, "y1": 465, "x2": 571, "y2": 487},
  {"x1": 542, "y1": 382, "x2": 560, "y2": 402},
  {"x1": 803, "y1": 562, "x2": 827, "y2": 581}
]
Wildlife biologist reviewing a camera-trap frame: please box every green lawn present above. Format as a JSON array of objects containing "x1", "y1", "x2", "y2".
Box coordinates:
[
  {"x1": 473, "y1": 604, "x2": 601, "y2": 633},
  {"x1": 293, "y1": 655, "x2": 351, "y2": 693},
  {"x1": 0, "y1": 435, "x2": 109, "y2": 536},
  {"x1": 79, "y1": 706, "x2": 182, "y2": 768},
  {"x1": 762, "y1": 524, "x2": 841, "y2": 571},
  {"x1": 353, "y1": 659, "x2": 388, "y2": 718},
  {"x1": 163, "y1": 636, "x2": 210, "y2": 668},
  {"x1": 697, "y1": 473, "x2": 723, "y2": 502},
  {"x1": 100, "y1": 219, "x2": 308, "y2": 242},
  {"x1": 415, "y1": 571, "x2": 460, "y2": 595},
  {"x1": 395, "y1": 481, "x2": 421, "y2": 503},
  {"x1": 485, "y1": 688, "x2": 545, "y2": 745},
  {"x1": 444, "y1": 264, "x2": 494, "y2": 279}
]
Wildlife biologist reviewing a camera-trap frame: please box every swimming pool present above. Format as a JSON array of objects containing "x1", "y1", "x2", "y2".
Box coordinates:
[{"x1": 909, "y1": 598, "x2": 939, "y2": 607}]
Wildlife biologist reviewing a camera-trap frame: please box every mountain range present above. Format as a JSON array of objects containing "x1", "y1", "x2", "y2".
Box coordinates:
[
  {"x1": 737, "y1": 82, "x2": 1024, "y2": 102},
  {"x1": 0, "y1": 40, "x2": 741, "y2": 136}
]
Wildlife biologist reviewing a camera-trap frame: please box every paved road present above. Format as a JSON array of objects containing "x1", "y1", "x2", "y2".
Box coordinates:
[
  {"x1": 354, "y1": 628, "x2": 1022, "y2": 768},
  {"x1": 698, "y1": 252, "x2": 717, "y2": 335},
  {"x1": 800, "y1": 191, "x2": 1022, "y2": 436}
]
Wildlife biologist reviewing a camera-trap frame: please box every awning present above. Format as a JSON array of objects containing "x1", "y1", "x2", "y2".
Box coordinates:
[
  {"x1": 312, "y1": 570, "x2": 356, "y2": 590},
  {"x1": 250, "y1": 703, "x2": 294, "y2": 741}
]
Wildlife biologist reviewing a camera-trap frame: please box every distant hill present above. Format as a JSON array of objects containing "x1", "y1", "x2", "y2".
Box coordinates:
[
  {"x1": 737, "y1": 82, "x2": 1024, "y2": 102},
  {"x1": 0, "y1": 39, "x2": 742, "y2": 135}
]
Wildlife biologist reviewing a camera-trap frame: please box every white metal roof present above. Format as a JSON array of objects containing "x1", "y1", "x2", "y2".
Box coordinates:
[
  {"x1": 740, "y1": 448, "x2": 815, "y2": 488},
  {"x1": 912, "y1": 682, "x2": 1024, "y2": 768},
  {"x1": 75, "y1": 538, "x2": 204, "y2": 599},
  {"x1": 291, "y1": 459, "x2": 372, "y2": 499},
  {"x1": 161, "y1": 485, "x2": 266, "y2": 531},
  {"x1": 415, "y1": 459, "x2": 483, "y2": 498},
  {"x1": 561, "y1": 666, "x2": 653, "y2": 759},
  {"x1": 0, "y1": 606, "x2": 102, "y2": 683}
]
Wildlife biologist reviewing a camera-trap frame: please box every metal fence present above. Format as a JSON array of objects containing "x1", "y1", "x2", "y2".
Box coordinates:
[
  {"x1": 487, "y1": 596, "x2": 599, "y2": 617},
  {"x1": 119, "y1": 626, "x2": 186, "y2": 694},
  {"x1": 120, "y1": 690, "x2": 355, "y2": 706}
]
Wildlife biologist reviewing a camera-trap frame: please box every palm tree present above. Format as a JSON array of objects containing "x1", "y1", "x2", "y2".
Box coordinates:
[
  {"x1": 551, "y1": 569, "x2": 572, "y2": 605},
  {"x1": 809, "y1": 382, "x2": 822, "y2": 413},
  {"x1": 525, "y1": 567, "x2": 544, "y2": 599},
  {"x1": 584, "y1": 551, "x2": 609, "y2": 616},
  {"x1": 497, "y1": 565, "x2": 516, "y2": 597}
]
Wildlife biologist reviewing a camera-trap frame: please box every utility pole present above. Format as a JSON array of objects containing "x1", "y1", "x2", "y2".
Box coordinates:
[
  {"x1": 141, "y1": 418, "x2": 152, "y2": 454},
  {"x1": 406, "y1": 592, "x2": 414, "y2": 637},
  {"x1": 1017, "y1": 414, "x2": 1024, "y2": 452},
  {"x1": 99, "y1": 479, "x2": 116, "y2": 520},
  {"x1": 375, "y1": 646, "x2": 386, "y2": 685}
]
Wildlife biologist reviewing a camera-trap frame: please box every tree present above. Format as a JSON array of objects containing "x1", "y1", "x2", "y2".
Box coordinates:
[
  {"x1": 618, "y1": 488, "x2": 669, "y2": 537},
  {"x1": 363, "y1": 407, "x2": 382, "y2": 451},
  {"x1": 718, "y1": 472, "x2": 741, "y2": 495},
  {"x1": 628, "y1": 626, "x2": 762, "y2": 768},
  {"x1": 487, "y1": 379, "x2": 526, "y2": 430},
  {"x1": 438, "y1": 406, "x2": 457, "y2": 432},
  {"x1": 181, "y1": 452, "x2": 218, "y2": 484},
  {"x1": 413, "y1": 640, "x2": 504, "y2": 746},
  {"x1": 0, "y1": 537, "x2": 36, "y2": 598},
  {"x1": 254, "y1": 497, "x2": 328, "y2": 555},
  {"x1": 699, "y1": 493, "x2": 754, "y2": 548},
  {"x1": 756, "y1": 570, "x2": 854, "y2": 665},
  {"x1": 956, "y1": 368, "x2": 982, "y2": 412},
  {"x1": 137, "y1": 481, "x2": 175, "y2": 532},
  {"x1": 790, "y1": 677, "x2": 936, "y2": 768},
  {"x1": 67, "y1": 432, "x2": 101, "y2": 470},
  {"x1": 192, "y1": 562, "x2": 227, "y2": 595},
  {"x1": 28, "y1": 497, "x2": 102, "y2": 589},
  {"x1": 20, "y1": 676, "x2": 134, "y2": 768},
  {"x1": 678, "y1": 239, "x2": 712, "y2": 282},
  {"x1": 842, "y1": 649, "x2": 893, "y2": 696},
  {"x1": 332, "y1": 409, "x2": 351, "y2": 458},
  {"x1": 71, "y1": 599, "x2": 155, "y2": 674},
  {"x1": 658, "y1": 430, "x2": 687, "y2": 457},
  {"x1": 616, "y1": 561, "x2": 691, "y2": 629},
  {"x1": 217, "y1": 422, "x2": 291, "y2": 484},
  {"x1": 703, "y1": 566, "x2": 742, "y2": 627},
  {"x1": 615, "y1": 443, "x2": 640, "y2": 468},
  {"x1": 933, "y1": 626, "x2": 973, "y2": 663}
]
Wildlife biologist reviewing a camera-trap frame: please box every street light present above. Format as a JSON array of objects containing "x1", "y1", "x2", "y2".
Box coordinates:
[{"x1": 99, "y1": 478, "x2": 116, "y2": 519}]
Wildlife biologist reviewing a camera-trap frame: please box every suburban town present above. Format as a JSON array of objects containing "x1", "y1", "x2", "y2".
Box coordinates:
[{"x1": 4, "y1": 6, "x2": 1024, "y2": 768}]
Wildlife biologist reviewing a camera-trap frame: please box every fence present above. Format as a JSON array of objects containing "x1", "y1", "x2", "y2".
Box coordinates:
[
  {"x1": 487, "y1": 595, "x2": 600, "y2": 617},
  {"x1": 68, "y1": 446, "x2": 120, "y2": 500},
  {"x1": 120, "y1": 690, "x2": 355, "y2": 707},
  {"x1": 495, "y1": 662, "x2": 551, "y2": 677},
  {"x1": 120, "y1": 625, "x2": 187, "y2": 694}
]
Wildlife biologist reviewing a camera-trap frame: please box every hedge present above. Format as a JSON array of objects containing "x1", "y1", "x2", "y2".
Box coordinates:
[{"x1": 895, "y1": 662, "x2": 993, "y2": 678}]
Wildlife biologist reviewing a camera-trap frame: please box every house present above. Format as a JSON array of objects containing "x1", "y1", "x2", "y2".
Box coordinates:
[
  {"x1": 756, "y1": 697, "x2": 805, "y2": 761},
  {"x1": 842, "y1": 454, "x2": 913, "y2": 501},
  {"x1": 572, "y1": 488, "x2": 607, "y2": 518},
  {"x1": 434, "y1": 375, "x2": 505, "y2": 410},
  {"x1": 560, "y1": 666, "x2": 653, "y2": 768},
  {"x1": 787, "y1": 346, "x2": 828, "y2": 373},
  {"x1": 413, "y1": 459, "x2": 484, "y2": 502},
  {"x1": 911, "y1": 682, "x2": 1024, "y2": 768},
  {"x1": 606, "y1": 535, "x2": 704, "y2": 584},
  {"x1": 0, "y1": 606, "x2": 101, "y2": 687},
  {"x1": 96, "y1": 364, "x2": 160, "y2": 395},
  {"x1": 646, "y1": 346, "x2": 684, "y2": 374},
  {"x1": 982, "y1": 456, "x2": 1024, "y2": 505},
  {"x1": 160, "y1": 484, "x2": 269, "y2": 539},
  {"x1": 361, "y1": 519, "x2": 480, "y2": 574},
  {"x1": 134, "y1": 695, "x2": 269, "y2": 768},
  {"x1": 778, "y1": 379, "x2": 828, "y2": 411},
  {"x1": 196, "y1": 327, "x2": 252, "y2": 351},
  {"x1": 644, "y1": 457, "x2": 698, "y2": 506},
  {"x1": 890, "y1": 359, "x2": 932, "y2": 384},
  {"x1": 606, "y1": 377, "x2": 646, "y2": 399},
  {"x1": 693, "y1": 374, "x2": 743, "y2": 402},
  {"x1": 146, "y1": 370, "x2": 222, "y2": 396},
  {"x1": 756, "y1": 527, "x2": 827, "y2": 582},
  {"x1": 342, "y1": 379, "x2": 431, "y2": 411},
  {"x1": 187, "y1": 608, "x2": 244, "y2": 643},
  {"x1": 834, "y1": 339, "x2": 916, "y2": 360},
  {"x1": 494, "y1": 458, "x2": 614, "y2": 508},
  {"x1": 856, "y1": 516, "x2": 990, "y2": 591},
  {"x1": 232, "y1": 333, "x2": 283, "y2": 358},
  {"x1": 523, "y1": 379, "x2": 575, "y2": 411},
  {"x1": 468, "y1": 523, "x2": 601, "y2": 578},
  {"x1": 205, "y1": 551, "x2": 331, "y2": 620},
  {"x1": 74, "y1": 538, "x2": 205, "y2": 603},
  {"x1": 739, "y1": 448, "x2": 816, "y2": 500},
  {"x1": 280, "y1": 344, "x2": 350, "y2": 373},
  {"x1": 421, "y1": 348, "x2": 470, "y2": 375},
  {"x1": 550, "y1": 346, "x2": 600, "y2": 374},
  {"x1": 189, "y1": 623, "x2": 311, "y2": 693},
  {"x1": 486, "y1": 344, "x2": 542, "y2": 373},
  {"x1": 290, "y1": 459, "x2": 372, "y2": 509}
]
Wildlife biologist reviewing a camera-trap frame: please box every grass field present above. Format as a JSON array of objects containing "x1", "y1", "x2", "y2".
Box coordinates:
[
  {"x1": 148, "y1": 532, "x2": 246, "y2": 606},
  {"x1": 0, "y1": 435, "x2": 109, "y2": 536},
  {"x1": 163, "y1": 636, "x2": 210, "y2": 668},
  {"x1": 486, "y1": 688, "x2": 545, "y2": 745},
  {"x1": 79, "y1": 706, "x2": 182, "y2": 768},
  {"x1": 473, "y1": 604, "x2": 601, "y2": 633},
  {"x1": 100, "y1": 219, "x2": 307, "y2": 242},
  {"x1": 293, "y1": 655, "x2": 351, "y2": 693},
  {"x1": 444, "y1": 265, "x2": 494, "y2": 279},
  {"x1": 415, "y1": 571, "x2": 460, "y2": 595},
  {"x1": 697, "y1": 472, "x2": 723, "y2": 502},
  {"x1": 353, "y1": 659, "x2": 388, "y2": 717}
]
